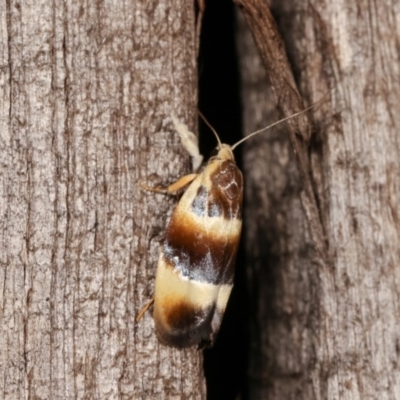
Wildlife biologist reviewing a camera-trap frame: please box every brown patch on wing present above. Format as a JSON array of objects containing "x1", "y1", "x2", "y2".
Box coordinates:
[
  {"x1": 155, "y1": 302, "x2": 215, "y2": 348},
  {"x1": 209, "y1": 159, "x2": 243, "y2": 220},
  {"x1": 155, "y1": 295, "x2": 230, "y2": 348},
  {"x1": 164, "y1": 215, "x2": 240, "y2": 284},
  {"x1": 163, "y1": 297, "x2": 207, "y2": 330}
]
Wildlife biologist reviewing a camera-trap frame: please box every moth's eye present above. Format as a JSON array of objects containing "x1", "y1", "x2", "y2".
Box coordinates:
[{"x1": 209, "y1": 147, "x2": 218, "y2": 158}]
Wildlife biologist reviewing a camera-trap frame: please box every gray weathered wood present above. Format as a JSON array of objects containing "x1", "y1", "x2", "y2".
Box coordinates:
[{"x1": 0, "y1": 1, "x2": 205, "y2": 398}]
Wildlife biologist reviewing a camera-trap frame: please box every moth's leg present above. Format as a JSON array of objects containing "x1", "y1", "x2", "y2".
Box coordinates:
[
  {"x1": 140, "y1": 173, "x2": 198, "y2": 195},
  {"x1": 136, "y1": 298, "x2": 154, "y2": 322}
]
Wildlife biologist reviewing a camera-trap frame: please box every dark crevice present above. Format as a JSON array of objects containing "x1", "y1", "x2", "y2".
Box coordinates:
[{"x1": 198, "y1": 1, "x2": 248, "y2": 400}]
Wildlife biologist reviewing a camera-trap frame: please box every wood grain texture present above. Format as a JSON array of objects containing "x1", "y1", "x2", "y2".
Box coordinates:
[
  {"x1": 237, "y1": 0, "x2": 400, "y2": 398},
  {"x1": 0, "y1": 1, "x2": 205, "y2": 398}
]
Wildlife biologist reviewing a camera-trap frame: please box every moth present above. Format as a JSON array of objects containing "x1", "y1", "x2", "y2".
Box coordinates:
[{"x1": 140, "y1": 98, "x2": 328, "y2": 349}]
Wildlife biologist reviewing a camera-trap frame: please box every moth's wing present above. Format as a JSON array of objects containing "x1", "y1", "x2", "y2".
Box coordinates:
[{"x1": 153, "y1": 160, "x2": 243, "y2": 347}]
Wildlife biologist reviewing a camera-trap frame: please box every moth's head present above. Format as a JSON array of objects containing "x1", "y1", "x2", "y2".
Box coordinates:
[{"x1": 214, "y1": 144, "x2": 234, "y2": 161}]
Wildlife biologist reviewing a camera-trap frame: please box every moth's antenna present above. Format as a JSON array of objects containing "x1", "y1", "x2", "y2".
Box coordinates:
[
  {"x1": 231, "y1": 91, "x2": 331, "y2": 151},
  {"x1": 198, "y1": 110, "x2": 222, "y2": 149}
]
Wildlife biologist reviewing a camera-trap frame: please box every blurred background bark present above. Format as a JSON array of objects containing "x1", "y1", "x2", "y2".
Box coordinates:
[{"x1": 236, "y1": 0, "x2": 400, "y2": 399}]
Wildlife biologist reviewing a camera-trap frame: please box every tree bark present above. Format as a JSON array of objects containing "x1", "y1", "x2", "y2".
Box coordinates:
[
  {"x1": 0, "y1": 1, "x2": 205, "y2": 398},
  {"x1": 237, "y1": 0, "x2": 400, "y2": 399}
]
